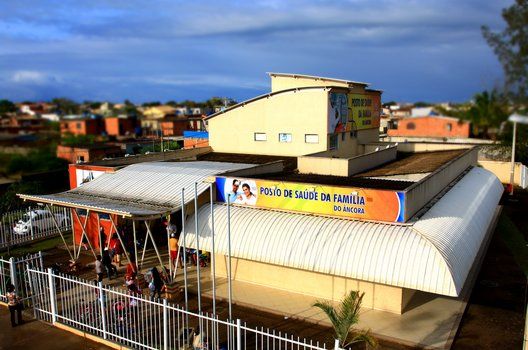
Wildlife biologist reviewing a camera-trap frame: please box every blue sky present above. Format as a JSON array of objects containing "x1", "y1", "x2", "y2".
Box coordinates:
[{"x1": 0, "y1": 0, "x2": 511, "y2": 103}]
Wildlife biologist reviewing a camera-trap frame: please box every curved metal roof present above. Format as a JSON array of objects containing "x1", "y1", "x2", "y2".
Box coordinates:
[
  {"x1": 18, "y1": 161, "x2": 253, "y2": 218},
  {"x1": 183, "y1": 167, "x2": 502, "y2": 296}
]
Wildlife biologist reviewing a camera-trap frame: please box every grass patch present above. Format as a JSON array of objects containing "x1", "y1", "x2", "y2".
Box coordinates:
[
  {"x1": 498, "y1": 213, "x2": 528, "y2": 277},
  {"x1": 1, "y1": 233, "x2": 71, "y2": 258}
]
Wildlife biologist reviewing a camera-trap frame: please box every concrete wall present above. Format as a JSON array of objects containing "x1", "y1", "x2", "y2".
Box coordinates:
[
  {"x1": 215, "y1": 255, "x2": 414, "y2": 314},
  {"x1": 208, "y1": 89, "x2": 330, "y2": 156},
  {"x1": 479, "y1": 160, "x2": 527, "y2": 188},
  {"x1": 404, "y1": 147, "x2": 478, "y2": 220},
  {"x1": 298, "y1": 145, "x2": 397, "y2": 177}
]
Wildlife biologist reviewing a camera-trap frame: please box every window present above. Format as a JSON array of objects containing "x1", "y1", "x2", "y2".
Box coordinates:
[
  {"x1": 446, "y1": 123, "x2": 452, "y2": 131},
  {"x1": 406, "y1": 122, "x2": 416, "y2": 130},
  {"x1": 279, "y1": 133, "x2": 292, "y2": 143},
  {"x1": 76, "y1": 122, "x2": 82, "y2": 129},
  {"x1": 305, "y1": 134, "x2": 319, "y2": 144},
  {"x1": 254, "y1": 132, "x2": 267, "y2": 141},
  {"x1": 329, "y1": 134, "x2": 338, "y2": 150}
]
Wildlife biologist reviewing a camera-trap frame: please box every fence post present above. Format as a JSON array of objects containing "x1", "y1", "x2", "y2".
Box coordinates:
[
  {"x1": 9, "y1": 257, "x2": 18, "y2": 295},
  {"x1": 334, "y1": 339, "x2": 340, "y2": 350},
  {"x1": 47, "y1": 268, "x2": 57, "y2": 324},
  {"x1": 38, "y1": 251, "x2": 44, "y2": 271},
  {"x1": 29, "y1": 207, "x2": 34, "y2": 240},
  {"x1": 26, "y1": 264, "x2": 37, "y2": 317},
  {"x1": 163, "y1": 299, "x2": 168, "y2": 350},
  {"x1": 236, "y1": 318, "x2": 242, "y2": 350},
  {"x1": 98, "y1": 281, "x2": 107, "y2": 339}
]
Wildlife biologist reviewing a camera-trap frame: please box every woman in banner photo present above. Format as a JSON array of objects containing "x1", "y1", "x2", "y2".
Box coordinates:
[{"x1": 235, "y1": 182, "x2": 257, "y2": 205}]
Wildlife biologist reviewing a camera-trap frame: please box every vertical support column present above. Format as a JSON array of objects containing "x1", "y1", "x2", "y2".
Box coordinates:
[
  {"x1": 181, "y1": 188, "x2": 189, "y2": 321},
  {"x1": 194, "y1": 183, "x2": 201, "y2": 314},
  {"x1": 47, "y1": 268, "x2": 57, "y2": 324},
  {"x1": 510, "y1": 120, "x2": 517, "y2": 195},
  {"x1": 236, "y1": 319, "x2": 242, "y2": 350},
  {"x1": 9, "y1": 257, "x2": 18, "y2": 295},
  {"x1": 334, "y1": 339, "x2": 340, "y2": 350},
  {"x1": 227, "y1": 197, "x2": 233, "y2": 321},
  {"x1": 132, "y1": 220, "x2": 138, "y2": 270},
  {"x1": 97, "y1": 213, "x2": 102, "y2": 255},
  {"x1": 167, "y1": 214, "x2": 172, "y2": 280},
  {"x1": 98, "y1": 281, "x2": 107, "y2": 339},
  {"x1": 163, "y1": 299, "x2": 168, "y2": 350},
  {"x1": 209, "y1": 183, "x2": 216, "y2": 316}
]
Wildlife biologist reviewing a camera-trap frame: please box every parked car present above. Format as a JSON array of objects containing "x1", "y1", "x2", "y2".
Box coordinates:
[{"x1": 13, "y1": 209, "x2": 70, "y2": 235}]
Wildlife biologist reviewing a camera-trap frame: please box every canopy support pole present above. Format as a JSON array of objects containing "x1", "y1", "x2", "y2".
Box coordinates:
[
  {"x1": 45, "y1": 204, "x2": 74, "y2": 261},
  {"x1": 141, "y1": 227, "x2": 150, "y2": 268},
  {"x1": 133, "y1": 220, "x2": 138, "y2": 269},
  {"x1": 73, "y1": 209, "x2": 97, "y2": 259},
  {"x1": 145, "y1": 220, "x2": 165, "y2": 269},
  {"x1": 97, "y1": 213, "x2": 102, "y2": 255},
  {"x1": 108, "y1": 215, "x2": 132, "y2": 270},
  {"x1": 167, "y1": 214, "x2": 172, "y2": 281}
]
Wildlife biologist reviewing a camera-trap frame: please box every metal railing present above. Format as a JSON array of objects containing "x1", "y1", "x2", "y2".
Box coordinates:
[
  {"x1": 0, "y1": 206, "x2": 72, "y2": 250},
  {"x1": 0, "y1": 252, "x2": 44, "y2": 307},
  {"x1": 27, "y1": 268, "x2": 329, "y2": 350}
]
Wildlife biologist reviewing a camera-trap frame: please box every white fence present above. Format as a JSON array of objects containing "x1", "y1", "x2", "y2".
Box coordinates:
[
  {"x1": 28, "y1": 268, "x2": 329, "y2": 350},
  {"x1": 0, "y1": 206, "x2": 72, "y2": 250},
  {"x1": 0, "y1": 252, "x2": 44, "y2": 306}
]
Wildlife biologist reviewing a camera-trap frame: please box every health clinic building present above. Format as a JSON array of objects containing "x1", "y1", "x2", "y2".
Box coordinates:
[
  {"x1": 192, "y1": 73, "x2": 502, "y2": 314},
  {"x1": 21, "y1": 73, "x2": 503, "y2": 316}
]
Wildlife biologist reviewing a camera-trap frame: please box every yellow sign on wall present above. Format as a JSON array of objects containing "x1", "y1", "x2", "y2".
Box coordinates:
[
  {"x1": 216, "y1": 176, "x2": 405, "y2": 222},
  {"x1": 328, "y1": 92, "x2": 381, "y2": 132}
]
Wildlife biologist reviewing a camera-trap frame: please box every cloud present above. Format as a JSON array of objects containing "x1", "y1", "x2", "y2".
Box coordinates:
[
  {"x1": 10, "y1": 70, "x2": 59, "y2": 85},
  {"x1": 0, "y1": 0, "x2": 512, "y2": 102}
]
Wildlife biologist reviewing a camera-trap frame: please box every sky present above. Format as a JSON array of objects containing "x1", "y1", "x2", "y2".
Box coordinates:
[{"x1": 0, "y1": 0, "x2": 512, "y2": 104}]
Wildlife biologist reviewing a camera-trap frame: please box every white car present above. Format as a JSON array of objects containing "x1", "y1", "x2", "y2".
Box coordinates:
[{"x1": 13, "y1": 209, "x2": 70, "y2": 235}]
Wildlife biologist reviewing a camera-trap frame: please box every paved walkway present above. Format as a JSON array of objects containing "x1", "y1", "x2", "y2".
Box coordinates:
[{"x1": 0, "y1": 307, "x2": 111, "y2": 350}]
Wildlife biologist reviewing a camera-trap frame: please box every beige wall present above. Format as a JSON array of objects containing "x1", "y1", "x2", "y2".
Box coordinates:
[
  {"x1": 298, "y1": 145, "x2": 397, "y2": 177},
  {"x1": 208, "y1": 89, "x2": 329, "y2": 156},
  {"x1": 270, "y1": 75, "x2": 349, "y2": 92},
  {"x1": 215, "y1": 255, "x2": 414, "y2": 314},
  {"x1": 479, "y1": 160, "x2": 526, "y2": 186}
]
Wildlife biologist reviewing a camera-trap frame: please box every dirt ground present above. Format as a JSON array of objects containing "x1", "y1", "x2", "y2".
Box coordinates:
[{"x1": 452, "y1": 190, "x2": 528, "y2": 349}]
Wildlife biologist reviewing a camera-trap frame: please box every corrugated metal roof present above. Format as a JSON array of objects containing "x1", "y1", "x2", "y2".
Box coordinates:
[
  {"x1": 18, "y1": 161, "x2": 254, "y2": 217},
  {"x1": 183, "y1": 167, "x2": 502, "y2": 297}
]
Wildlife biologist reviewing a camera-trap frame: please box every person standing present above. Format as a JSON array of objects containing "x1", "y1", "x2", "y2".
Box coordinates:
[
  {"x1": 6, "y1": 284, "x2": 23, "y2": 327},
  {"x1": 149, "y1": 267, "x2": 164, "y2": 301},
  {"x1": 95, "y1": 255, "x2": 104, "y2": 282},
  {"x1": 99, "y1": 226, "x2": 107, "y2": 253},
  {"x1": 102, "y1": 249, "x2": 117, "y2": 279},
  {"x1": 109, "y1": 233, "x2": 123, "y2": 267}
]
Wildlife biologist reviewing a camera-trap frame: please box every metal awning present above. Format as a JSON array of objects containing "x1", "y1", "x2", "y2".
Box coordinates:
[
  {"x1": 183, "y1": 167, "x2": 503, "y2": 297},
  {"x1": 18, "y1": 161, "x2": 254, "y2": 218}
]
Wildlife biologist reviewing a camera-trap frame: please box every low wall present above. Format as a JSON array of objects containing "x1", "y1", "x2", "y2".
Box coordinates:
[
  {"x1": 404, "y1": 147, "x2": 478, "y2": 220},
  {"x1": 215, "y1": 255, "x2": 415, "y2": 314},
  {"x1": 298, "y1": 145, "x2": 397, "y2": 177},
  {"x1": 479, "y1": 160, "x2": 527, "y2": 188}
]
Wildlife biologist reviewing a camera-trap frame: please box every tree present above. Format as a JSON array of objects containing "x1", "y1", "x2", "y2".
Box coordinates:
[
  {"x1": 313, "y1": 291, "x2": 377, "y2": 349},
  {"x1": 482, "y1": 0, "x2": 528, "y2": 105},
  {"x1": 413, "y1": 101, "x2": 431, "y2": 107},
  {"x1": 0, "y1": 99, "x2": 17, "y2": 114},
  {"x1": 466, "y1": 90, "x2": 508, "y2": 138},
  {"x1": 52, "y1": 98, "x2": 79, "y2": 115}
]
